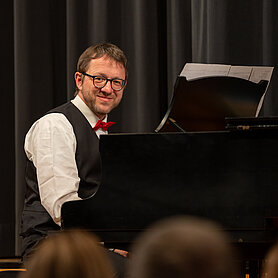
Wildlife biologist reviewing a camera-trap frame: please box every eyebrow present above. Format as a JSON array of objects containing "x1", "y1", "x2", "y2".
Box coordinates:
[{"x1": 93, "y1": 72, "x2": 125, "y2": 80}]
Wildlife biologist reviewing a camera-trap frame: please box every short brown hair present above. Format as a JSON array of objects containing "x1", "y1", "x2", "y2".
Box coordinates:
[
  {"x1": 20, "y1": 230, "x2": 114, "y2": 278},
  {"x1": 77, "y1": 42, "x2": 128, "y2": 80},
  {"x1": 128, "y1": 216, "x2": 239, "y2": 278},
  {"x1": 262, "y1": 242, "x2": 278, "y2": 278}
]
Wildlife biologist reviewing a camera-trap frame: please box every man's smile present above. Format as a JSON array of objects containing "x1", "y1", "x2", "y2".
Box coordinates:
[{"x1": 97, "y1": 95, "x2": 113, "y2": 102}]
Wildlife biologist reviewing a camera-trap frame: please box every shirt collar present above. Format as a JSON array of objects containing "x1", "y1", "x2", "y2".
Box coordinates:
[{"x1": 71, "y1": 95, "x2": 108, "y2": 128}]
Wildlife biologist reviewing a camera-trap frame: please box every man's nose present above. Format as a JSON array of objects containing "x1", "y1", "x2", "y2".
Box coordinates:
[{"x1": 101, "y1": 80, "x2": 113, "y2": 94}]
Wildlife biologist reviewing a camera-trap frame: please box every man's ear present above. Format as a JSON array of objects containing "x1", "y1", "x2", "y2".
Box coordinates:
[{"x1": 74, "y1": 72, "x2": 83, "y2": 91}]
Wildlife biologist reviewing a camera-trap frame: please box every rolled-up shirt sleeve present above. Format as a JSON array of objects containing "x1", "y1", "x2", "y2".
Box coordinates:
[{"x1": 24, "y1": 113, "x2": 82, "y2": 226}]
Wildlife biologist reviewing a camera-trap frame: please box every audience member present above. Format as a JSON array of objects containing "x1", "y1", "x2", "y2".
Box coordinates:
[
  {"x1": 262, "y1": 242, "x2": 278, "y2": 278},
  {"x1": 19, "y1": 230, "x2": 115, "y2": 278},
  {"x1": 128, "y1": 216, "x2": 239, "y2": 278}
]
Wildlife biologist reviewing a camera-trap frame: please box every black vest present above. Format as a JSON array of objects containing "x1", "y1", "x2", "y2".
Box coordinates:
[{"x1": 21, "y1": 102, "x2": 101, "y2": 256}]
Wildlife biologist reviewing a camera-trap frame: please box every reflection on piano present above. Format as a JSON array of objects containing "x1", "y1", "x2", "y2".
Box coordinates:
[{"x1": 155, "y1": 76, "x2": 268, "y2": 132}]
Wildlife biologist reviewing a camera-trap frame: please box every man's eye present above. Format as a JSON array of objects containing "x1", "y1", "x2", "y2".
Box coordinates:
[
  {"x1": 113, "y1": 80, "x2": 121, "y2": 86},
  {"x1": 95, "y1": 77, "x2": 105, "y2": 82}
]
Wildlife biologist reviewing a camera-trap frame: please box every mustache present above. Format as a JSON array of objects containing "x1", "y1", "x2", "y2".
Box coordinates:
[{"x1": 97, "y1": 92, "x2": 113, "y2": 98}]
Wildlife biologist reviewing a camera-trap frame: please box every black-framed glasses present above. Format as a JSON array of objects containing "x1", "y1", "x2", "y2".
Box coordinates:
[{"x1": 82, "y1": 72, "x2": 126, "y2": 91}]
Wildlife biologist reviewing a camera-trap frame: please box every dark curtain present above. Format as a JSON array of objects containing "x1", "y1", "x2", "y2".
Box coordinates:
[{"x1": 0, "y1": 0, "x2": 277, "y2": 256}]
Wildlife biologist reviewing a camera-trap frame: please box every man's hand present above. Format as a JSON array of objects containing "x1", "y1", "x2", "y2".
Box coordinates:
[{"x1": 110, "y1": 248, "x2": 129, "y2": 258}]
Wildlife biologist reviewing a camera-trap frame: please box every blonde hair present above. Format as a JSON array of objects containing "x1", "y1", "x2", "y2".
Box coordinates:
[{"x1": 20, "y1": 230, "x2": 114, "y2": 278}]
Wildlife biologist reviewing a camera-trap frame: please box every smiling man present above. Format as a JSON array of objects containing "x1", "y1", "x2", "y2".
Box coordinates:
[
  {"x1": 75, "y1": 47, "x2": 127, "y2": 119},
  {"x1": 21, "y1": 43, "x2": 128, "y2": 276}
]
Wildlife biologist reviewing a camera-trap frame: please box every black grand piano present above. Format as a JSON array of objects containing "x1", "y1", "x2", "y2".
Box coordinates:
[{"x1": 61, "y1": 71, "x2": 278, "y2": 274}]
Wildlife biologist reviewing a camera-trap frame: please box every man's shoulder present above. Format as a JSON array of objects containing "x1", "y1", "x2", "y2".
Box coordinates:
[
  {"x1": 39, "y1": 112, "x2": 70, "y2": 124},
  {"x1": 27, "y1": 113, "x2": 73, "y2": 136},
  {"x1": 47, "y1": 101, "x2": 74, "y2": 114}
]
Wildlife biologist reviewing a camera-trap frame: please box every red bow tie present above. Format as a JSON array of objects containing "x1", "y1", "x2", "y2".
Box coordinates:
[{"x1": 93, "y1": 120, "x2": 115, "y2": 131}]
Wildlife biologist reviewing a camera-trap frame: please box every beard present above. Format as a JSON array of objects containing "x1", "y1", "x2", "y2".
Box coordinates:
[{"x1": 81, "y1": 88, "x2": 121, "y2": 118}]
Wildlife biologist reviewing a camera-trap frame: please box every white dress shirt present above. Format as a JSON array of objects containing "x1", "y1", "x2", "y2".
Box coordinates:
[{"x1": 24, "y1": 95, "x2": 108, "y2": 226}]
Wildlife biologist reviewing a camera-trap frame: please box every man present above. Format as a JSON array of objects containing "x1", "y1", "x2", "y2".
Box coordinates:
[{"x1": 21, "y1": 43, "x2": 128, "y2": 273}]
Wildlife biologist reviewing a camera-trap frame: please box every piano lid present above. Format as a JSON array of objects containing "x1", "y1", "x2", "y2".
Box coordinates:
[{"x1": 156, "y1": 63, "x2": 273, "y2": 133}]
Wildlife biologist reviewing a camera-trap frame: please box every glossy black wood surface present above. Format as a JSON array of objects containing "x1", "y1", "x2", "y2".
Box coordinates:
[{"x1": 62, "y1": 130, "x2": 278, "y2": 249}]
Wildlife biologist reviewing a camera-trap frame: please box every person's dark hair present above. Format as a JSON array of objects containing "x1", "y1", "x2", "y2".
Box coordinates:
[
  {"x1": 77, "y1": 42, "x2": 128, "y2": 79},
  {"x1": 128, "y1": 216, "x2": 239, "y2": 278},
  {"x1": 19, "y1": 230, "x2": 114, "y2": 278},
  {"x1": 262, "y1": 242, "x2": 278, "y2": 277}
]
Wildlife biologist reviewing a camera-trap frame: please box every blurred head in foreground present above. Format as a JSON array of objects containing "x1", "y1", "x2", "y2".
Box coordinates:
[
  {"x1": 262, "y1": 242, "x2": 278, "y2": 278},
  {"x1": 128, "y1": 216, "x2": 239, "y2": 278},
  {"x1": 20, "y1": 230, "x2": 114, "y2": 278}
]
